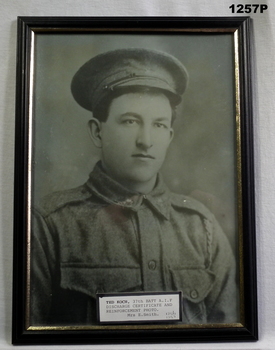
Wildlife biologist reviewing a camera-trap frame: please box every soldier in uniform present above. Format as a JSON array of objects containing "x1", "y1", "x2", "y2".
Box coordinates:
[{"x1": 31, "y1": 48, "x2": 238, "y2": 326}]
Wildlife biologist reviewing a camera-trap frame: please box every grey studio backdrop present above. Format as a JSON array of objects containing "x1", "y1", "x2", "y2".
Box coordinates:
[{"x1": 33, "y1": 33, "x2": 237, "y2": 253}]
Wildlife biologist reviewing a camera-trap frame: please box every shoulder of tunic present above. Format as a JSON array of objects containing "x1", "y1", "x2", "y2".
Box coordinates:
[
  {"x1": 34, "y1": 184, "x2": 92, "y2": 217},
  {"x1": 169, "y1": 192, "x2": 214, "y2": 220}
]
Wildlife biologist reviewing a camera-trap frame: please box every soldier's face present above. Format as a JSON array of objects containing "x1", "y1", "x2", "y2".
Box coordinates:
[{"x1": 94, "y1": 92, "x2": 174, "y2": 192}]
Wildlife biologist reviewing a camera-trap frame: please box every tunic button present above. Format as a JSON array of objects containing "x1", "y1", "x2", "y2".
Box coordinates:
[
  {"x1": 190, "y1": 289, "x2": 198, "y2": 299},
  {"x1": 148, "y1": 260, "x2": 156, "y2": 270}
]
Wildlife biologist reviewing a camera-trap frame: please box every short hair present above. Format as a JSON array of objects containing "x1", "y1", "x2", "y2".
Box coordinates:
[{"x1": 92, "y1": 86, "x2": 178, "y2": 124}]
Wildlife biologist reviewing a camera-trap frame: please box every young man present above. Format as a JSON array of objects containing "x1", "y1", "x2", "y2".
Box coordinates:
[{"x1": 31, "y1": 48, "x2": 238, "y2": 326}]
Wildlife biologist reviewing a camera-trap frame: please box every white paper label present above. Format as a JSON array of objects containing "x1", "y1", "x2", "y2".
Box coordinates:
[{"x1": 98, "y1": 292, "x2": 181, "y2": 323}]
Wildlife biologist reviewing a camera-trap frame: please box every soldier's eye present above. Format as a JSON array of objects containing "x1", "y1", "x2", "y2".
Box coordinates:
[
  {"x1": 155, "y1": 122, "x2": 168, "y2": 129},
  {"x1": 122, "y1": 119, "x2": 138, "y2": 125}
]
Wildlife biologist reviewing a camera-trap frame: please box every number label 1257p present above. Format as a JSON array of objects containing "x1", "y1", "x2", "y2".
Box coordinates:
[{"x1": 229, "y1": 4, "x2": 268, "y2": 13}]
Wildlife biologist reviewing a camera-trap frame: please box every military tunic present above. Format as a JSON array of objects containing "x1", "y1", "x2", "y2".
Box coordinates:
[{"x1": 30, "y1": 162, "x2": 238, "y2": 325}]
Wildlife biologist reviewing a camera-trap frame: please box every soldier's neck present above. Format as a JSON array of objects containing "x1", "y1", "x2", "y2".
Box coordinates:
[
  {"x1": 101, "y1": 168, "x2": 156, "y2": 194},
  {"x1": 122, "y1": 177, "x2": 157, "y2": 194}
]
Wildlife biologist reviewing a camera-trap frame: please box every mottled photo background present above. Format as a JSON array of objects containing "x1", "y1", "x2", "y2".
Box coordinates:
[{"x1": 32, "y1": 33, "x2": 237, "y2": 251}]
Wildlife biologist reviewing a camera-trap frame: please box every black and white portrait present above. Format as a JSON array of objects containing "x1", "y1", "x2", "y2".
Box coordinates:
[{"x1": 30, "y1": 33, "x2": 239, "y2": 326}]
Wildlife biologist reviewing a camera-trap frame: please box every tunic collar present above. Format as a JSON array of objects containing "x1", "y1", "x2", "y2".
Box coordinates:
[{"x1": 85, "y1": 162, "x2": 171, "y2": 220}]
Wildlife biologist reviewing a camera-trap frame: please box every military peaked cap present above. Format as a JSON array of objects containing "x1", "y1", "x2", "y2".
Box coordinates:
[{"x1": 71, "y1": 48, "x2": 188, "y2": 112}]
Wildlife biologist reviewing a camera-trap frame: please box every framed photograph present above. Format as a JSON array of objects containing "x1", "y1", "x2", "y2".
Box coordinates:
[{"x1": 12, "y1": 16, "x2": 257, "y2": 344}]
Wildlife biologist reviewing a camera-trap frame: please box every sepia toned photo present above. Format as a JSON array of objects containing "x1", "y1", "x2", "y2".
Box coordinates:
[{"x1": 13, "y1": 17, "x2": 257, "y2": 345}]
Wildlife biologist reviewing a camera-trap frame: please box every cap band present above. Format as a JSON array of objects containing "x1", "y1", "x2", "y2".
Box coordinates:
[{"x1": 92, "y1": 74, "x2": 181, "y2": 110}]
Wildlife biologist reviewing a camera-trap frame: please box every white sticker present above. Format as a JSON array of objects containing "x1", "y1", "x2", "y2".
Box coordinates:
[{"x1": 98, "y1": 292, "x2": 181, "y2": 323}]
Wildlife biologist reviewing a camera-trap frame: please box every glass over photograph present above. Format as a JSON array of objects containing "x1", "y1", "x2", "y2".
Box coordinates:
[{"x1": 29, "y1": 32, "x2": 240, "y2": 327}]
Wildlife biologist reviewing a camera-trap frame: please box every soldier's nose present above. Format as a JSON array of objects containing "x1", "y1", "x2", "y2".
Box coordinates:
[{"x1": 136, "y1": 127, "x2": 153, "y2": 149}]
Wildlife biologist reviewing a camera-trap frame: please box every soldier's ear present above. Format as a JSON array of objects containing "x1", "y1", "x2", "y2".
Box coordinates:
[
  {"x1": 169, "y1": 127, "x2": 174, "y2": 142},
  {"x1": 88, "y1": 117, "x2": 102, "y2": 148}
]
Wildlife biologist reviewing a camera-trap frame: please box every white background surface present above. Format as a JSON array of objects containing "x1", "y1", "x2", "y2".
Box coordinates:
[{"x1": 0, "y1": 0, "x2": 273, "y2": 349}]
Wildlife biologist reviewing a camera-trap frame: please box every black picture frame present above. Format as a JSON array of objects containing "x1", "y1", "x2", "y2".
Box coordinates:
[{"x1": 12, "y1": 16, "x2": 257, "y2": 345}]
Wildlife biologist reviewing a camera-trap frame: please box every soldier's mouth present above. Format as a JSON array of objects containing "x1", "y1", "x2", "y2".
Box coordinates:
[{"x1": 132, "y1": 154, "x2": 155, "y2": 159}]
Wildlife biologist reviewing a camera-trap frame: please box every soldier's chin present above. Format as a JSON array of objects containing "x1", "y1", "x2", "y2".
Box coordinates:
[{"x1": 125, "y1": 170, "x2": 158, "y2": 185}]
